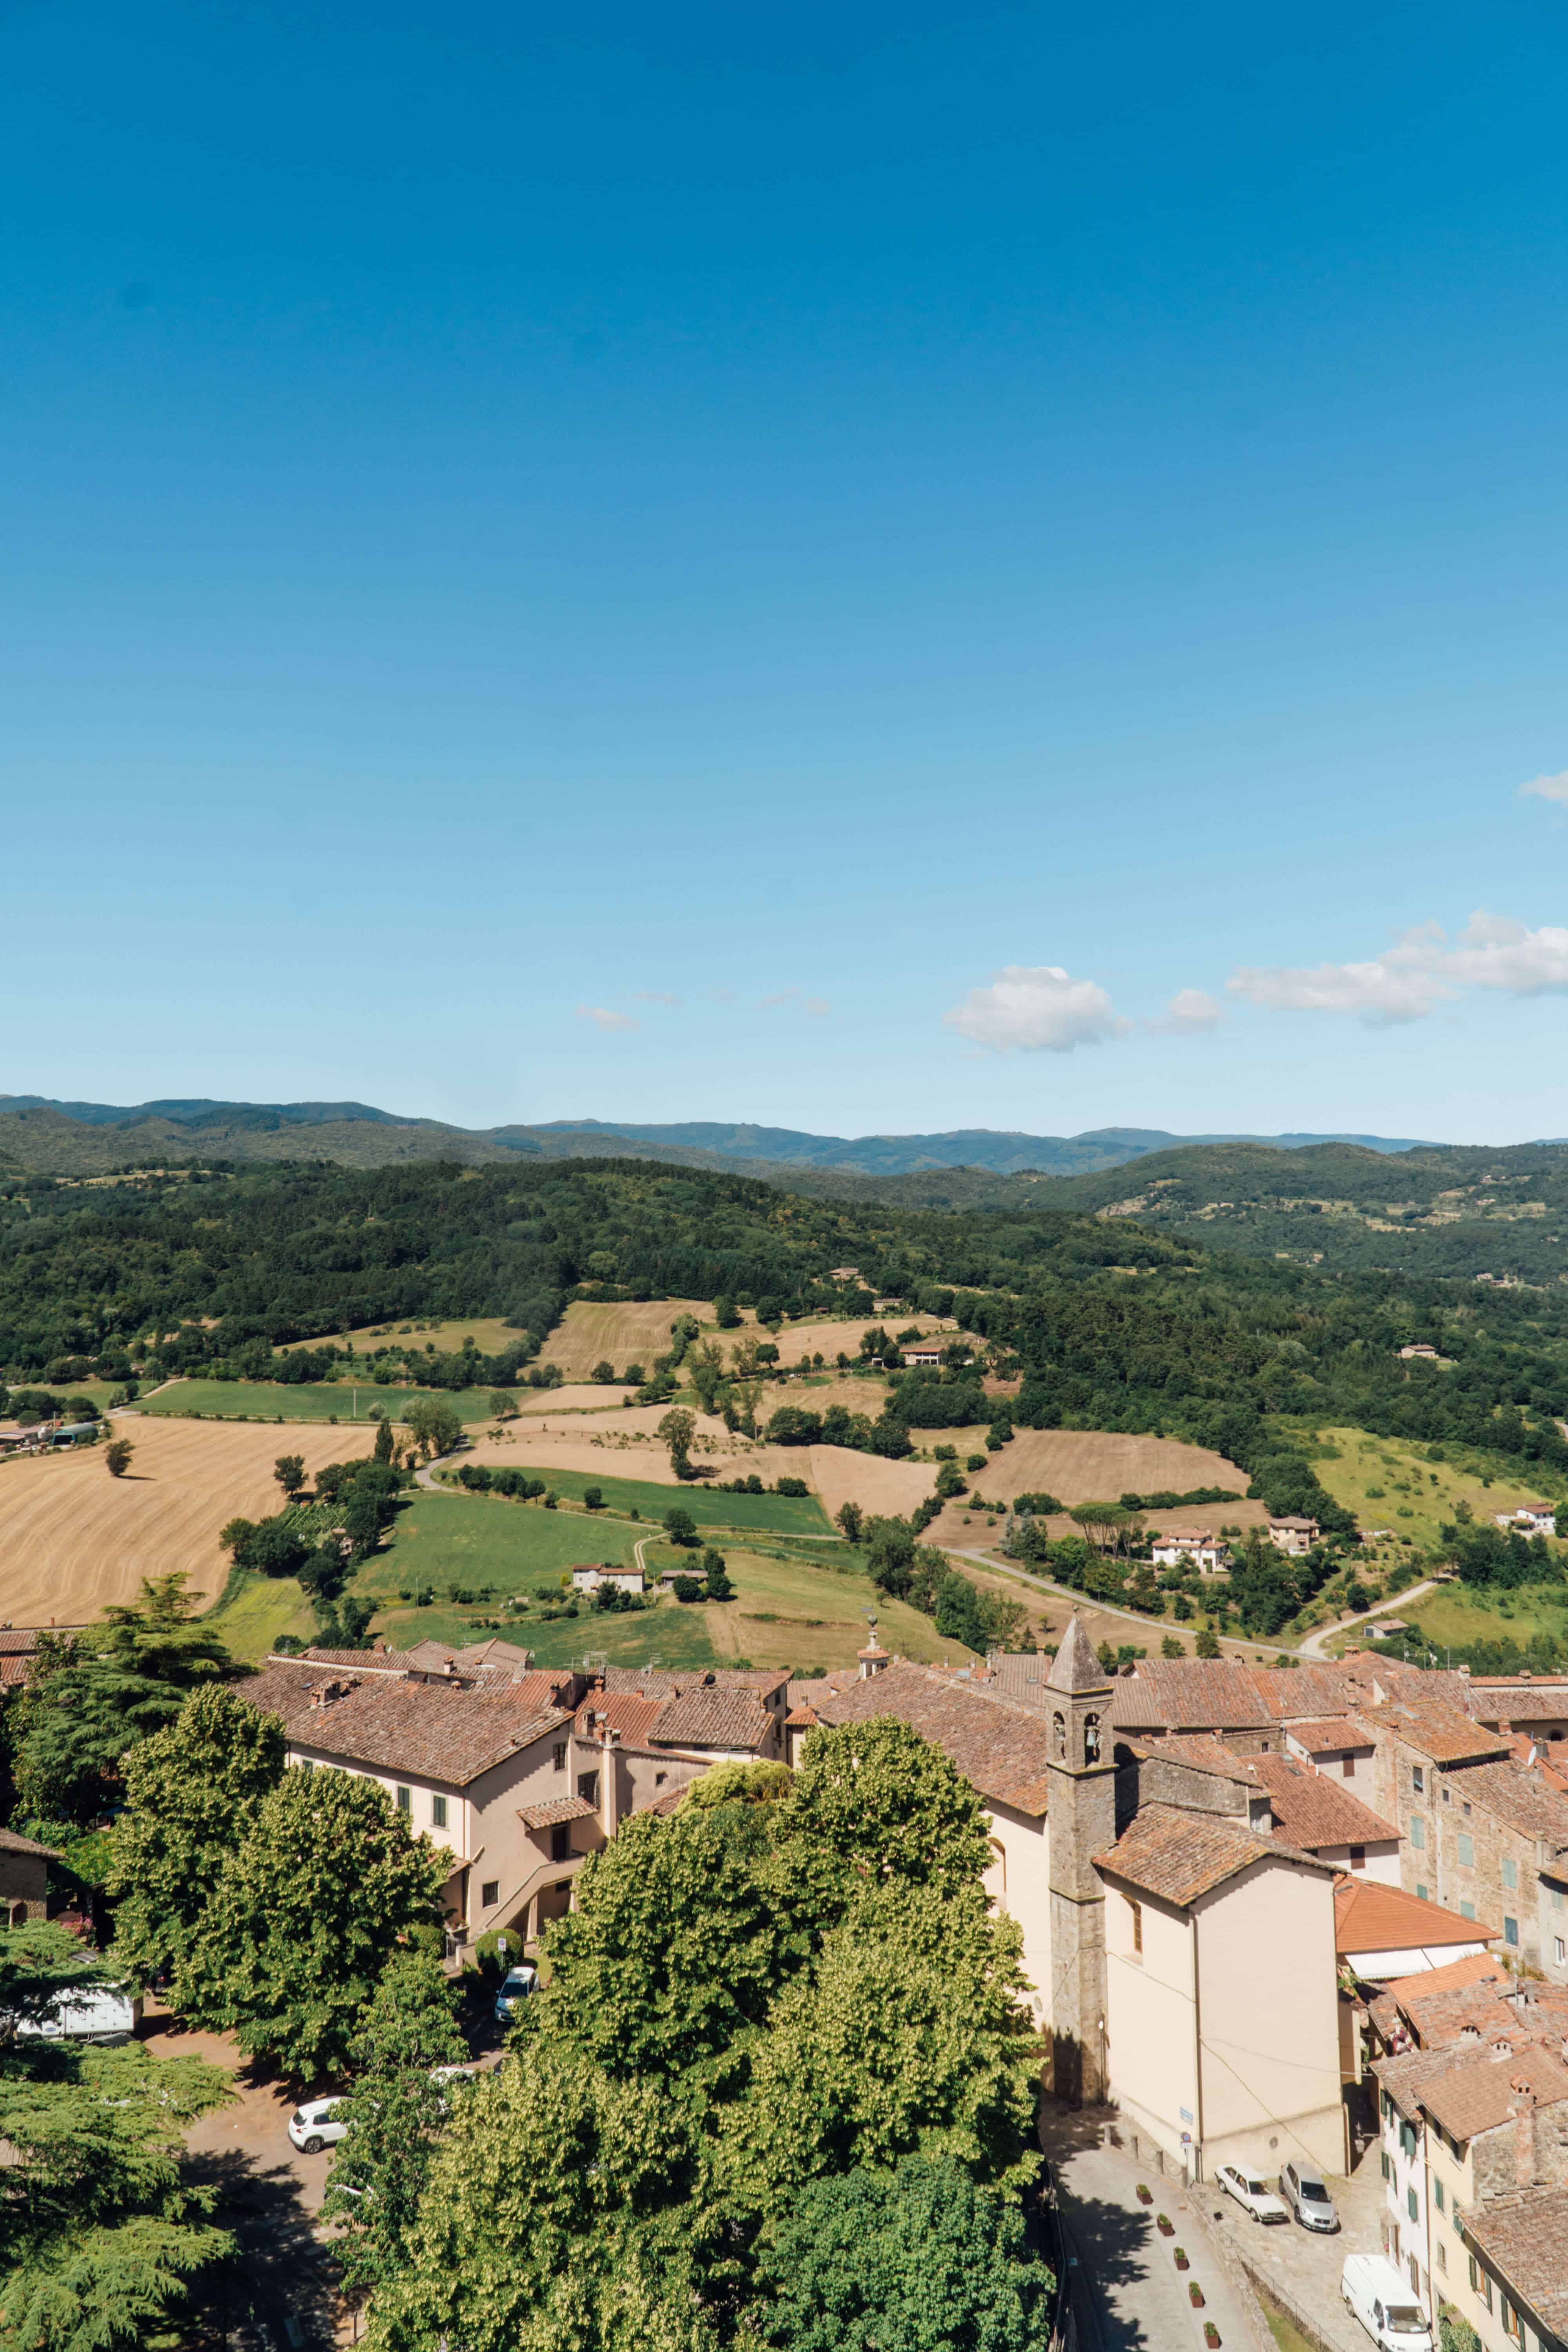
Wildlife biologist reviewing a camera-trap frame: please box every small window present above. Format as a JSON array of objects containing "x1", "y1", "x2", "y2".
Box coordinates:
[
  {"x1": 577, "y1": 1770, "x2": 599, "y2": 1808},
  {"x1": 481, "y1": 1878, "x2": 498, "y2": 1908},
  {"x1": 1350, "y1": 1845, "x2": 1366, "y2": 1871},
  {"x1": 1411, "y1": 1815, "x2": 1426, "y2": 1850},
  {"x1": 1457, "y1": 1832, "x2": 1474, "y2": 1867},
  {"x1": 1437, "y1": 2241, "x2": 1447, "y2": 2276},
  {"x1": 1407, "y1": 2186, "x2": 1419, "y2": 2223},
  {"x1": 1381, "y1": 2152, "x2": 1391, "y2": 2182},
  {"x1": 1413, "y1": 1765, "x2": 1425, "y2": 1793},
  {"x1": 395, "y1": 1784, "x2": 411, "y2": 1815},
  {"x1": 1434, "y1": 2178, "x2": 1445, "y2": 2213},
  {"x1": 1343, "y1": 1756, "x2": 1355, "y2": 1778},
  {"x1": 1503, "y1": 1857, "x2": 1518, "y2": 1891},
  {"x1": 553, "y1": 1742, "x2": 567, "y2": 1773},
  {"x1": 1442, "y1": 1785, "x2": 1451, "y2": 1805},
  {"x1": 550, "y1": 1823, "x2": 572, "y2": 1862},
  {"x1": 1130, "y1": 1896, "x2": 1143, "y2": 1956},
  {"x1": 654, "y1": 1770, "x2": 667, "y2": 1787},
  {"x1": 1551, "y1": 1884, "x2": 1564, "y2": 1912},
  {"x1": 1470, "y1": 2258, "x2": 1480, "y2": 2294},
  {"x1": 1416, "y1": 1884, "x2": 1428, "y2": 1901},
  {"x1": 1463, "y1": 1800, "x2": 1472, "y2": 1817},
  {"x1": 1461, "y1": 1901, "x2": 1476, "y2": 1921},
  {"x1": 1555, "y1": 1937, "x2": 1565, "y2": 1966},
  {"x1": 431, "y1": 1795, "x2": 448, "y2": 1829},
  {"x1": 1506, "y1": 1916, "x2": 1519, "y2": 1947},
  {"x1": 1503, "y1": 2301, "x2": 1519, "y2": 2341}
]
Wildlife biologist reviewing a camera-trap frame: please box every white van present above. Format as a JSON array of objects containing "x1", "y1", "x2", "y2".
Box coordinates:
[
  {"x1": 17, "y1": 1985, "x2": 140, "y2": 2045},
  {"x1": 1341, "y1": 2255, "x2": 1433, "y2": 2352}
]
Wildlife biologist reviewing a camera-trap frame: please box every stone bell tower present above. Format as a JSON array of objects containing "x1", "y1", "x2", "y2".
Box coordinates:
[{"x1": 1045, "y1": 1613, "x2": 1116, "y2": 2107}]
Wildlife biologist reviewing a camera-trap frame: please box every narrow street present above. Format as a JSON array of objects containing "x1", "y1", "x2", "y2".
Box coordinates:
[{"x1": 1039, "y1": 2105, "x2": 1268, "y2": 2352}]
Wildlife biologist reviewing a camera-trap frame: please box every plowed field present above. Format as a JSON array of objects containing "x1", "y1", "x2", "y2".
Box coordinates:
[
  {"x1": 537, "y1": 1300, "x2": 716, "y2": 1378},
  {"x1": 0, "y1": 1417, "x2": 376, "y2": 1626}
]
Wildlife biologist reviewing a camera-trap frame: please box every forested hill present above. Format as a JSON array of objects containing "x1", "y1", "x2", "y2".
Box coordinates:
[{"x1": 5, "y1": 1158, "x2": 1568, "y2": 1510}]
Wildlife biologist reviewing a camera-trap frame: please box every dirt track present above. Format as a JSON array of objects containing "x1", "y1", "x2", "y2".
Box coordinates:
[{"x1": 0, "y1": 1418, "x2": 375, "y2": 1625}]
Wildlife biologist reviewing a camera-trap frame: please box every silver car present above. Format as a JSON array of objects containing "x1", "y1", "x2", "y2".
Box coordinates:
[{"x1": 1280, "y1": 2160, "x2": 1339, "y2": 2231}]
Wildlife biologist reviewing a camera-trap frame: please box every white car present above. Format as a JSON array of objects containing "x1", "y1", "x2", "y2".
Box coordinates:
[
  {"x1": 288, "y1": 2096, "x2": 348, "y2": 2155},
  {"x1": 1215, "y1": 2163, "x2": 1291, "y2": 2224},
  {"x1": 493, "y1": 1964, "x2": 538, "y2": 2021}
]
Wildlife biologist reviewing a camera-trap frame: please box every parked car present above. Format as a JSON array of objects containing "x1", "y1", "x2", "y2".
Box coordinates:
[
  {"x1": 16, "y1": 1985, "x2": 140, "y2": 2045},
  {"x1": 493, "y1": 1964, "x2": 538, "y2": 2021},
  {"x1": 1214, "y1": 2163, "x2": 1290, "y2": 2224},
  {"x1": 1279, "y1": 2160, "x2": 1339, "y2": 2231},
  {"x1": 1341, "y1": 2255, "x2": 1433, "y2": 2352},
  {"x1": 288, "y1": 2096, "x2": 348, "y2": 2155}
]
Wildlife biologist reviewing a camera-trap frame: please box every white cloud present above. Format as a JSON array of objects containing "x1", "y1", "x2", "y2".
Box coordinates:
[
  {"x1": 944, "y1": 964, "x2": 1128, "y2": 1053},
  {"x1": 1228, "y1": 927, "x2": 1454, "y2": 1026},
  {"x1": 1227, "y1": 909, "x2": 1568, "y2": 1027},
  {"x1": 575, "y1": 1005, "x2": 638, "y2": 1032},
  {"x1": 1520, "y1": 771, "x2": 1568, "y2": 804},
  {"x1": 1449, "y1": 910, "x2": 1568, "y2": 995},
  {"x1": 1156, "y1": 987, "x2": 1223, "y2": 1034},
  {"x1": 757, "y1": 989, "x2": 798, "y2": 1007},
  {"x1": 635, "y1": 989, "x2": 681, "y2": 1005},
  {"x1": 805, "y1": 997, "x2": 831, "y2": 1017}
]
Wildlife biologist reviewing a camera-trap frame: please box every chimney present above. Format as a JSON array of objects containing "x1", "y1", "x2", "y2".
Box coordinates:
[
  {"x1": 1510, "y1": 2092, "x2": 1537, "y2": 2187},
  {"x1": 1500, "y1": 1720, "x2": 1513, "y2": 1737},
  {"x1": 600, "y1": 1719, "x2": 622, "y2": 1837}
]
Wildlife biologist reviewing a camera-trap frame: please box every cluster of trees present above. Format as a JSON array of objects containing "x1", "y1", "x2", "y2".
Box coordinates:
[
  {"x1": 763, "y1": 1402, "x2": 912, "y2": 1457},
  {"x1": 455, "y1": 1463, "x2": 550, "y2": 1501},
  {"x1": 0, "y1": 1920, "x2": 238, "y2": 2346},
  {"x1": 347, "y1": 1725, "x2": 1053, "y2": 2349},
  {"x1": 856, "y1": 1515, "x2": 1027, "y2": 1653},
  {"x1": 218, "y1": 1433, "x2": 405, "y2": 1643},
  {"x1": 5, "y1": 1575, "x2": 240, "y2": 1844},
  {"x1": 1443, "y1": 1515, "x2": 1563, "y2": 1589},
  {"x1": 670, "y1": 1548, "x2": 734, "y2": 1603}
]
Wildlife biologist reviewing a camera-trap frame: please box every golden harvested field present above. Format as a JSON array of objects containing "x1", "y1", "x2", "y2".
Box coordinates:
[
  {"x1": 511, "y1": 1385, "x2": 630, "y2": 1416},
  {"x1": 538, "y1": 1300, "x2": 716, "y2": 1379},
  {"x1": 806, "y1": 1446, "x2": 936, "y2": 1525},
  {"x1": 462, "y1": 1409, "x2": 818, "y2": 1492},
  {"x1": 915, "y1": 1430, "x2": 1260, "y2": 1550},
  {"x1": 0, "y1": 1417, "x2": 376, "y2": 1626}
]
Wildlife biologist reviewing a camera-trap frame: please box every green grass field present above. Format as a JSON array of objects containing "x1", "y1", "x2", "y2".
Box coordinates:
[
  {"x1": 465, "y1": 1464, "x2": 835, "y2": 1537},
  {"x1": 1288, "y1": 1423, "x2": 1560, "y2": 1556},
  {"x1": 207, "y1": 1570, "x2": 318, "y2": 1661},
  {"x1": 132, "y1": 1379, "x2": 505, "y2": 1425},
  {"x1": 1385, "y1": 1579, "x2": 1568, "y2": 1660}
]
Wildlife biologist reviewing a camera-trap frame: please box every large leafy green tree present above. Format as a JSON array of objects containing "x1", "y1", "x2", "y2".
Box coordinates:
[
  {"x1": 762, "y1": 2156, "x2": 1050, "y2": 2352},
  {"x1": 106, "y1": 1684, "x2": 285, "y2": 1986},
  {"x1": 0, "y1": 1924, "x2": 234, "y2": 2352},
  {"x1": 782, "y1": 1718, "x2": 993, "y2": 1896},
  {"x1": 322, "y1": 1947, "x2": 468, "y2": 2300},
  {"x1": 181, "y1": 1765, "x2": 450, "y2": 2077},
  {"x1": 364, "y1": 2041, "x2": 713, "y2": 2352},
  {"x1": 11, "y1": 1575, "x2": 243, "y2": 1837}
]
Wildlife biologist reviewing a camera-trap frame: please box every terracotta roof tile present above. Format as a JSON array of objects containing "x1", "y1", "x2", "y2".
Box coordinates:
[
  {"x1": 1421, "y1": 2044, "x2": 1568, "y2": 2141},
  {"x1": 1283, "y1": 1717, "x2": 1379, "y2": 1753},
  {"x1": 1378, "y1": 1700, "x2": 1513, "y2": 1766},
  {"x1": 1240, "y1": 1755, "x2": 1401, "y2": 1849},
  {"x1": 1140, "y1": 1734, "x2": 1267, "y2": 1786},
  {"x1": 1380, "y1": 1952, "x2": 1510, "y2": 2003},
  {"x1": 649, "y1": 1688, "x2": 775, "y2": 1753},
  {"x1": 1463, "y1": 2185, "x2": 1568, "y2": 2334},
  {"x1": 1095, "y1": 1803, "x2": 1328, "y2": 1906},
  {"x1": 575, "y1": 1692, "x2": 666, "y2": 1746},
  {"x1": 1108, "y1": 1660, "x2": 1270, "y2": 1732},
  {"x1": 517, "y1": 1794, "x2": 597, "y2": 1830},
  {"x1": 0, "y1": 1826, "x2": 59, "y2": 1858},
  {"x1": 1335, "y1": 1876, "x2": 1498, "y2": 1960},
  {"x1": 809, "y1": 1659, "x2": 1057, "y2": 1816},
  {"x1": 242, "y1": 1668, "x2": 572, "y2": 1786},
  {"x1": 1448, "y1": 1760, "x2": 1568, "y2": 1856}
]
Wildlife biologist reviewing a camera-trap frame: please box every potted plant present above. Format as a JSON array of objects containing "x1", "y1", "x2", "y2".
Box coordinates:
[
  {"x1": 1157, "y1": 2213, "x2": 1174, "y2": 2235},
  {"x1": 1204, "y1": 2327, "x2": 1220, "y2": 2348},
  {"x1": 1174, "y1": 2249, "x2": 1189, "y2": 2271},
  {"x1": 1189, "y1": 2283, "x2": 1205, "y2": 2308},
  {"x1": 1136, "y1": 2183, "x2": 1153, "y2": 2205}
]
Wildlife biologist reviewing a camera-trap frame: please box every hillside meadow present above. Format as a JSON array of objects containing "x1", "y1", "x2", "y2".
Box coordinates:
[{"x1": 132, "y1": 1378, "x2": 503, "y2": 1425}]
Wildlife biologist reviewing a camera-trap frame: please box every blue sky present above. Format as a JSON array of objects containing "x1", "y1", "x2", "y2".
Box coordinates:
[{"x1": 5, "y1": 0, "x2": 1568, "y2": 1142}]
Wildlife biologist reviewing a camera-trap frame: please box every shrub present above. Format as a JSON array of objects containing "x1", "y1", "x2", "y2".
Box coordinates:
[
  {"x1": 1189, "y1": 2282, "x2": 1205, "y2": 2308},
  {"x1": 775, "y1": 1476, "x2": 808, "y2": 1498}
]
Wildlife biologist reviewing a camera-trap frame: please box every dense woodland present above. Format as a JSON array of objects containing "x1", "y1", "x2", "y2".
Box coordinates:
[{"x1": 5, "y1": 1155, "x2": 1568, "y2": 1542}]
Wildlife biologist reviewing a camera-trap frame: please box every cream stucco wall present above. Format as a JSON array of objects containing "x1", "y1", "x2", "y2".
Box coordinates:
[
  {"x1": 984, "y1": 1802, "x2": 1052, "y2": 2027},
  {"x1": 1194, "y1": 1858, "x2": 1345, "y2": 2178},
  {"x1": 1315, "y1": 1841, "x2": 1402, "y2": 1886},
  {"x1": 1103, "y1": 1881, "x2": 1201, "y2": 2167}
]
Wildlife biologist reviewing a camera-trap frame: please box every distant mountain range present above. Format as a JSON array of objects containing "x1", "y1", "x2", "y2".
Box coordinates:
[{"x1": 0, "y1": 1096, "x2": 1436, "y2": 1181}]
